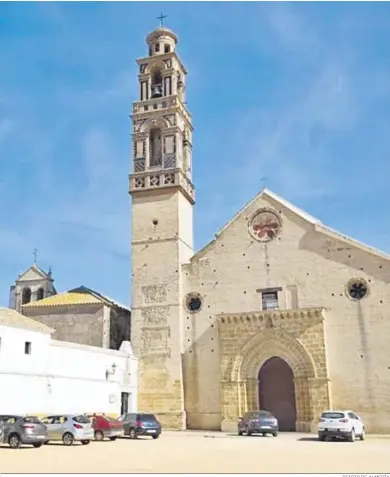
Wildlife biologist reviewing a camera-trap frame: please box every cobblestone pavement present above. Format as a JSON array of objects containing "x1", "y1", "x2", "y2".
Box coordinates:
[{"x1": 0, "y1": 431, "x2": 389, "y2": 473}]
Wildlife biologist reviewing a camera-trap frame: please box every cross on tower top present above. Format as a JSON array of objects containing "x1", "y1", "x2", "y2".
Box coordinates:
[
  {"x1": 33, "y1": 248, "x2": 38, "y2": 263},
  {"x1": 157, "y1": 13, "x2": 167, "y2": 28},
  {"x1": 261, "y1": 176, "x2": 268, "y2": 189}
]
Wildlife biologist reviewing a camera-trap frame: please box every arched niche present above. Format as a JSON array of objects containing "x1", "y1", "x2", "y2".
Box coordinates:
[
  {"x1": 22, "y1": 287, "x2": 32, "y2": 304},
  {"x1": 36, "y1": 288, "x2": 44, "y2": 301}
]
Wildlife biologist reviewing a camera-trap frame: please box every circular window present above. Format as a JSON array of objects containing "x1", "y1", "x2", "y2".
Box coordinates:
[
  {"x1": 346, "y1": 278, "x2": 369, "y2": 301},
  {"x1": 249, "y1": 208, "x2": 282, "y2": 242},
  {"x1": 185, "y1": 293, "x2": 202, "y2": 313}
]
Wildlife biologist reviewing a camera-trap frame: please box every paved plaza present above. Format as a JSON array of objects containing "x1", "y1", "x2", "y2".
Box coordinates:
[{"x1": 0, "y1": 431, "x2": 389, "y2": 473}]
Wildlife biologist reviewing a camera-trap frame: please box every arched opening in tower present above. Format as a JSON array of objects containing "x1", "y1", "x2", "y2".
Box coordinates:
[
  {"x1": 22, "y1": 287, "x2": 32, "y2": 304},
  {"x1": 151, "y1": 68, "x2": 163, "y2": 98},
  {"x1": 149, "y1": 128, "x2": 163, "y2": 167}
]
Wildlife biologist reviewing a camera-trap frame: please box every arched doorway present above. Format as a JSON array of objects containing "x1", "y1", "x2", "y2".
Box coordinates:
[{"x1": 258, "y1": 356, "x2": 297, "y2": 431}]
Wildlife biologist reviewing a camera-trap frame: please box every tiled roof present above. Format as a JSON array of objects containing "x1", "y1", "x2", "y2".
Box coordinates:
[
  {"x1": 69, "y1": 286, "x2": 131, "y2": 312},
  {"x1": 0, "y1": 308, "x2": 54, "y2": 333},
  {"x1": 22, "y1": 292, "x2": 103, "y2": 308}
]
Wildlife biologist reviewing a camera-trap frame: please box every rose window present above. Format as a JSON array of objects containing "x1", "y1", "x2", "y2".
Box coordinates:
[
  {"x1": 347, "y1": 279, "x2": 368, "y2": 300},
  {"x1": 249, "y1": 209, "x2": 281, "y2": 242}
]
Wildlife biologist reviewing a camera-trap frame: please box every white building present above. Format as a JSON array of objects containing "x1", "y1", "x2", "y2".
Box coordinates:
[{"x1": 0, "y1": 308, "x2": 138, "y2": 417}]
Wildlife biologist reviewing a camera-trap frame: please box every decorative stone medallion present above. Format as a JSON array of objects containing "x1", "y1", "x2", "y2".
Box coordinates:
[
  {"x1": 346, "y1": 278, "x2": 369, "y2": 301},
  {"x1": 249, "y1": 208, "x2": 282, "y2": 242}
]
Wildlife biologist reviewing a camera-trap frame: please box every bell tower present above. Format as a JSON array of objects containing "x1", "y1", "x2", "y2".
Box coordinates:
[{"x1": 129, "y1": 23, "x2": 195, "y2": 429}]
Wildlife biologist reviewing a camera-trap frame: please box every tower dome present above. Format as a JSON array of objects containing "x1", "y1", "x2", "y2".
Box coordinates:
[{"x1": 146, "y1": 27, "x2": 178, "y2": 56}]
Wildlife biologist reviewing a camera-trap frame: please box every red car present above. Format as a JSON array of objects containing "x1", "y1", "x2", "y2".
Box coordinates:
[{"x1": 88, "y1": 414, "x2": 124, "y2": 441}]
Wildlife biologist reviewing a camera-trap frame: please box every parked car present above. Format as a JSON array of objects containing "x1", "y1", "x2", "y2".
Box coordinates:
[
  {"x1": 318, "y1": 410, "x2": 365, "y2": 442},
  {"x1": 41, "y1": 414, "x2": 94, "y2": 446},
  {"x1": 118, "y1": 412, "x2": 161, "y2": 439},
  {"x1": 238, "y1": 411, "x2": 278, "y2": 437},
  {"x1": 0, "y1": 415, "x2": 48, "y2": 449},
  {"x1": 87, "y1": 414, "x2": 124, "y2": 441}
]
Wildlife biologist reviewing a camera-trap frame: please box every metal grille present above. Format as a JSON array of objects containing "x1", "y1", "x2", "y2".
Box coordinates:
[
  {"x1": 262, "y1": 292, "x2": 279, "y2": 310},
  {"x1": 134, "y1": 158, "x2": 145, "y2": 172},
  {"x1": 164, "y1": 154, "x2": 176, "y2": 168}
]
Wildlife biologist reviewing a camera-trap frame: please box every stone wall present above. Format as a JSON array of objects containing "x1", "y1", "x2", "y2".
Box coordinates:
[
  {"x1": 22, "y1": 304, "x2": 107, "y2": 348},
  {"x1": 217, "y1": 308, "x2": 330, "y2": 432},
  {"x1": 182, "y1": 191, "x2": 390, "y2": 433}
]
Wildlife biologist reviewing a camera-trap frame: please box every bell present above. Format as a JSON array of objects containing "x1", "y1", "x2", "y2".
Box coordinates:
[{"x1": 151, "y1": 84, "x2": 163, "y2": 98}]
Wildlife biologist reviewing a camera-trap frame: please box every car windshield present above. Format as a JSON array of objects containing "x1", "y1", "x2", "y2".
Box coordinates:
[
  {"x1": 257, "y1": 411, "x2": 272, "y2": 418},
  {"x1": 73, "y1": 415, "x2": 90, "y2": 424},
  {"x1": 137, "y1": 414, "x2": 156, "y2": 422},
  {"x1": 321, "y1": 412, "x2": 345, "y2": 419},
  {"x1": 24, "y1": 416, "x2": 42, "y2": 424}
]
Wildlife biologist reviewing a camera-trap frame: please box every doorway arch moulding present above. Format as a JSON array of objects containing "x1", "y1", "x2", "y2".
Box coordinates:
[{"x1": 217, "y1": 308, "x2": 331, "y2": 433}]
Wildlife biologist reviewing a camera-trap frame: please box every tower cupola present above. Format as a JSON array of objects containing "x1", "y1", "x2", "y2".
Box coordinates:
[{"x1": 146, "y1": 27, "x2": 178, "y2": 57}]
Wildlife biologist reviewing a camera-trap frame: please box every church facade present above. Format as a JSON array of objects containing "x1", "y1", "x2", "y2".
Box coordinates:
[{"x1": 129, "y1": 26, "x2": 390, "y2": 433}]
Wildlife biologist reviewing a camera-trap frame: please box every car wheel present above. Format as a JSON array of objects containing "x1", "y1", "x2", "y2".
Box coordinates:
[
  {"x1": 238, "y1": 430, "x2": 243, "y2": 436},
  {"x1": 44, "y1": 441, "x2": 50, "y2": 445},
  {"x1": 81, "y1": 440, "x2": 90, "y2": 445},
  {"x1": 152, "y1": 435, "x2": 159, "y2": 440},
  {"x1": 318, "y1": 434, "x2": 325, "y2": 441},
  {"x1": 348, "y1": 428, "x2": 356, "y2": 442},
  {"x1": 33, "y1": 442, "x2": 42, "y2": 448},
  {"x1": 109, "y1": 437, "x2": 117, "y2": 441},
  {"x1": 94, "y1": 430, "x2": 104, "y2": 441},
  {"x1": 272, "y1": 432, "x2": 278, "y2": 437},
  {"x1": 360, "y1": 428, "x2": 365, "y2": 441},
  {"x1": 129, "y1": 428, "x2": 137, "y2": 439},
  {"x1": 63, "y1": 432, "x2": 74, "y2": 446},
  {"x1": 8, "y1": 434, "x2": 21, "y2": 449}
]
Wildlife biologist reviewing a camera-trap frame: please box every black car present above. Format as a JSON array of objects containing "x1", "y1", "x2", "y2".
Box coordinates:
[
  {"x1": 119, "y1": 412, "x2": 161, "y2": 439},
  {"x1": 238, "y1": 410, "x2": 278, "y2": 437}
]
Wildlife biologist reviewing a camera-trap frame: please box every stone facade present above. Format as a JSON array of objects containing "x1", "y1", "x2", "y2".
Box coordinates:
[
  {"x1": 22, "y1": 304, "x2": 109, "y2": 348},
  {"x1": 217, "y1": 308, "x2": 330, "y2": 432},
  {"x1": 130, "y1": 27, "x2": 390, "y2": 433}
]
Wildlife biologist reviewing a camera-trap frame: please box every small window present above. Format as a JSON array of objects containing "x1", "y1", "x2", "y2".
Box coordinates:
[
  {"x1": 262, "y1": 291, "x2": 278, "y2": 310},
  {"x1": 36, "y1": 288, "x2": 44, "y2": 300},
  {"x1": 73, "y1": 415, "x2": 90, "y2": 424},
  {"x1": 25, "y1": 341, "x2": 32, "y2": 354},
  {"x1": 321, "y1": 412, "x2": 345, "y2": 419},
  {"x1": 155, "y1": 43, "x2": 160, "y2": 53},
  {"x1": 164, "y1": 44, "x2": 170, "y2": 53}
]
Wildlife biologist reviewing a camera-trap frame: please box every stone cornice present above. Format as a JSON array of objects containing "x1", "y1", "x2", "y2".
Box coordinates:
[{"x1": 217, "y1": 307, "x2": 326, "y2": 325}]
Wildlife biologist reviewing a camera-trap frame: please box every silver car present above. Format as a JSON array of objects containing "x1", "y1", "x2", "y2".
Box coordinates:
[
  {"x1": 42, "y1": 414, "x2": 94, "y2": 446},
  {"x1": 0, "y1": 415, "x2": 48, "y2": 448}
]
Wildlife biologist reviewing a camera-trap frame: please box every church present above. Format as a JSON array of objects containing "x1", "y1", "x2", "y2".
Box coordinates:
[
  {"x1": 129, "y1": 25, "x2": 390, "y2": 434},
  {"x1": 10, "y1": 263, "x2": 131, "y2": 351}
]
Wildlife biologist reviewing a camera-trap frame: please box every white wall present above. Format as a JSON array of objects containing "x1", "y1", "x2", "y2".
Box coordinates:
[{"x1": 0, "y1": 324, "x2": 138, "y2": 416}]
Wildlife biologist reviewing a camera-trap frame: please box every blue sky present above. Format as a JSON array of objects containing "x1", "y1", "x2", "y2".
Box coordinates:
[{"x1": 1, "y1": 2, "x2": 390, "y2": 307}]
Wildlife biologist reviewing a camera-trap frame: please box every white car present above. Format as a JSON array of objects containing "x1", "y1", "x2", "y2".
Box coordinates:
[{"x1": 318, "y1": 410, "x2": 365, "y2": 442}]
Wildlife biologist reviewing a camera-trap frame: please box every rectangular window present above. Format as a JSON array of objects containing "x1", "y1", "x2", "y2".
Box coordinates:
[
  {"x1": 155, "y1": 43, "x2": 160, "y2": 53},
  {"x1": 25, "y1": 341, "x2": 32, "y2": 355},
  {"x1": 164, "y1": 44, "x2": 170, "y2": 53},
  {"x1": 262, "y1": 291, "x2": 279, "y2": 311}
]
